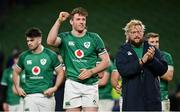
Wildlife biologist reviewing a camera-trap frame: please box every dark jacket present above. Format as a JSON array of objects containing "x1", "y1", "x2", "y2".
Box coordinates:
[{"x1": 116, "y1": 41, "x2": 168, "y2": 111}]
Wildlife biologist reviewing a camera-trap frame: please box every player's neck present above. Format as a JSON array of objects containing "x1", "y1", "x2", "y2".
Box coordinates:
[
  {"x1": 32, "y1": 45, "x2": 44, "y2": 54},
  {"x1": 71, "y1": 29, "x2": 86, "y2": 38}
]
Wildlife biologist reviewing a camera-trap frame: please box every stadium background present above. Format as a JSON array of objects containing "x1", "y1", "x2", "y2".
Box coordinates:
[{"x1": 0, "y1": 0, "x2": 179, "y2": 92}]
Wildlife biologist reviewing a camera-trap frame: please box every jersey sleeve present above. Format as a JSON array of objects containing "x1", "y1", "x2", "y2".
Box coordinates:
[
  {"x1": 51, "y1": 52, "x2": 62, "y2": 70},
  {"x1": 104, "y1": 60, "x2": 114, "y2": 73},
  {"x1": 163, "y1": 52, "x2": 173, "y2": 66},
  {"x1": 1, "y1": 69, "x2": 8, "y2": 86},
  {"x1": 112, "y1": 60, "x2": 118, "y2": 72},
  {"x1": 94, "y1": 33, "x2": 107, "y2": 56},
  {"x1": 58, "y1": 32, "x2": 64, "y2": 39},
  {"x1": 16, "y1": 53, "x2": 25, "y2": 70}
]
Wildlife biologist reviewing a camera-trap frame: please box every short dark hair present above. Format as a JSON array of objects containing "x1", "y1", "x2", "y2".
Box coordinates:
[
  {"x1": 145, "y1": 32, "x2": 159, "y2": 40},
  {"x1": 25, "y1": 27, "x2": 42, "y2": 38},
  {"x1": 70, "y1": 7, "x2": 88, "y2": 19},
  {"x1": 12, "y1": 52, "x2": 21, "y2": 59}
]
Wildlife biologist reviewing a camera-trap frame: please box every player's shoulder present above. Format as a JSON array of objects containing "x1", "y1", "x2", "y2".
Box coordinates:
[
  {"x1": 59, "y1": 32, "x2": 71, "y2": 37},
  {"x1": 43, "y1": 47, "x2": 57, "y2": 57},
  {"x1": 19, "y1": 50, "x2": 31, "y2": 57},
  {"x1": 3, "y1": 67, "x2": 12, "y2": 73},
  {"x1": 162, "y1": 51, "x2": 172, "y2": 57},
  {"x1": 86, "y1": 32, "x2": 100, "y2": 38}
]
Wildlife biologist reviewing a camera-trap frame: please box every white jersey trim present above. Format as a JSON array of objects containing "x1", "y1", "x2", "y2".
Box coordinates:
[
  {"x1": 15, "y1": 64, "x2": 22, "y2": 70},
  {"x1": 98, "y1": 49, "x2": 107, "y2": 56},
  {"x1": 168, "y1": 65, "x2": 174, "y2": 71},
  {"x1": 57, "y1": 37, "x2": 62, "y2": 45},
  {"x1": 55, "y1": 64, "x2": 63, "y2": 70},
  {"x1": 112, "y1": 69, "x2": 118, "y2": 72},
  {"x1": 1, "y1": 82, "x2": 7, "y2": 86}
]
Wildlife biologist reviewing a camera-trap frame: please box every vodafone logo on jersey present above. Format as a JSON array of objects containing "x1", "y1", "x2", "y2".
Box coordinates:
[
  {"x1": 32, "y1": 66, "x2": 41, "y2": 75},
  {"x1": 75, "y1": 49, "x2": 84, "y2": 58}
]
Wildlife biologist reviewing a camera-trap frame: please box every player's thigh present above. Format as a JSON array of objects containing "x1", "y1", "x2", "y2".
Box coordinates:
[
  {"x1": 63, "y1": 79, "x2": 82, "y2": 109},
  {"x1": 81, "y1": 84, "x2": 99, "y2": 108},
  {"x1": 24, "y1": 95, "x2": 39, "y2": 111},
  {"x1": 99, "y1": 99, "x2": 114, "y2": 111},
  {"x1": 38, "y1": 96, "x2": 55, "y2": 111}
]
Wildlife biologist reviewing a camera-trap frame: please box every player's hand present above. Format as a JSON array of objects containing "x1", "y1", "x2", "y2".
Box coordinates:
[
  {"x1": 98, "y1": 72, "x2": 104, "y2": 79},
  {"x1": 43, "y1": 87, "x2": 57, "y2": 97},
  {"x1": 12, "y1": 85, "x2": 18, "y2": 95},
  {"x1": 3, "y1": 102, "x2": 9, "y2": 111},
  {"x1": 115, "y1": 84, "x2": 122, "y2": 94},
  {"x1": 15, "y1": 86, "x2": 26, "y2": 97},
  {"x1": 59, "y1": 12, "x2": 70, "y2": 22},
  {"x1": 147, "y1": 46, "x2": 155, "y2": 60},
  {"x1": 78, "y1": 69, "x2": 93, "y2": 80}
]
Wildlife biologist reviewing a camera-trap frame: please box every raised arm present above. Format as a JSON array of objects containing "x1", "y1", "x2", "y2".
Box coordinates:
[{"x1": 47, "y1": 12, "x2": 69, "y2": 47}]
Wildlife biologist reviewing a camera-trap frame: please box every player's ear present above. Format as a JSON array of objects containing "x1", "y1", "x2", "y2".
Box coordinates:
[
  {"x1": 38, "y1": 37, "x2": 42, "y2": 44},
  {"x1": 70, "y1": 19, "x2": 73, "y2": 25}
]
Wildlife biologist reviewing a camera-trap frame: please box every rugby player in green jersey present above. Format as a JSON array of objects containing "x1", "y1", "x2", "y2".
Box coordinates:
[
  {"x1": 13, "y1": 27, "x2": 64, "y2": 111},
  {"x1": 98, "y1": 60, "x2": 113, "y2": 111},
  {"x1": 1, "y1": 52, "x2": 25, "y2": 111},
  {"x1": 146, "y1": 32, "x2": 174, "y2": 111},
  {"x1": 47, "y1": 7, "x2": 110, "y2": 112}
]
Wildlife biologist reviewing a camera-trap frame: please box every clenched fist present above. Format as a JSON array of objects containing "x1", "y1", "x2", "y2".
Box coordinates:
[{"x1": 59, "y1": 12, "x2": 70, "y2": 22}]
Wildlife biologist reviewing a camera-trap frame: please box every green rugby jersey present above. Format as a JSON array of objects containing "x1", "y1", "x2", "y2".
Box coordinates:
[
  {"x1": 16, "y1": 46, "x2": 62, "y2": 94},
  {"x1": 160, "y1": 51, "x2": 173, "y2": 100},
  {"x1": 99, "y1": 60, "x2": 113, "y2": 99},
  {"x1": 58, "y1": 32, "x2": 106, "y2": 85},
  {"x1": 1, "y1": 67, "x2": 25, "y2": 105}
]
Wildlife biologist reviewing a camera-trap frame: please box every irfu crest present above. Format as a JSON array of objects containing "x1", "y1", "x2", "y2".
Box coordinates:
[
  {"x1": 84, "y1": 42, "x2": 90, "y2": 48},
  {"x1": 40, "y1": 58, "x2": 47, "y2": 65}
]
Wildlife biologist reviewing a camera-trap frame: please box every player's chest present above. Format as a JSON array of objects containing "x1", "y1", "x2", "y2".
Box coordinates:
[
  {"x1": 23, "y1": 55, "x2": 52, "y2": 71},
  {"x1": 64, "y1": 38, "x2": 95, "y2": 55}
]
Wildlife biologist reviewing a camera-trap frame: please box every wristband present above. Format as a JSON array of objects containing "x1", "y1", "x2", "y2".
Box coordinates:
[{"x1": 141, "y1": 59, "x2": 144, "y2": 64}]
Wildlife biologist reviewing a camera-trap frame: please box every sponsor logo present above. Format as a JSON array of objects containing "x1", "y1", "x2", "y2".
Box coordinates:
[
  {"x1": 93, "y1": 100, "x2": 97, "y2": 105},
  {"x1": 84, "y1": 42, "x2": 90, "y2": 48},
  {"x1": 30, "y1": 76, "x2": 43, "y2": 79},
  {"x1": 65, "y1": 101, "x2": 71, "y2": 106},
  {"x1": 40, "y1": 58, "x2": 47, "y2": 65},
  {"x1": 72, "y1": 59, "x2": 87, "y2": 63},
  {"x1": 127, "y1": 51, "x2": 132, "y2": 55},
  {"x1": 68, "y1": 41, "x2": 75, "y2": 46},
  {"x1": 27, "y1": 60, "x2": 32, "y2": 65},
  {"x1": 32, "y1": 66, "x2": 40, "y2": 75},
  {"x1": 75, "y1": 49, "x2": 84, "y2": 58}
]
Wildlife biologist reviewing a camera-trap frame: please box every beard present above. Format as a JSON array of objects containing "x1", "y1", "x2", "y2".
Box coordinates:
[
  {"x1": 129, "y1": 38, "x2": 144, "y2": 47},
  {"x1": 28, "y1": 44, "x2": 39, "y2": 51}
]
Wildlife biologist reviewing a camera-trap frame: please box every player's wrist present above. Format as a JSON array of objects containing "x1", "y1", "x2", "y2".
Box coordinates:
[
  {"x1": 53, "y1": 86, "x2": 58, "y2": 91},
  {"x1": 140, "y1": 59, "x2": 145, "y2": 65},
  {"x1": 57, "y1": 18, "x2": 63, "y2": 24},
  {"x1": 89, "y1": 69, "x2": 94, "y2": 75}
]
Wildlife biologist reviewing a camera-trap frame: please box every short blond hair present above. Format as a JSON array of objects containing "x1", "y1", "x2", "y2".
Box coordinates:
[{"x1": 123, "y1": 19, "x2": 145, "y2": 33}]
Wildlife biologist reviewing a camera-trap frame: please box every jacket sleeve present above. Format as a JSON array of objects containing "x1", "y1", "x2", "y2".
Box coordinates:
[
  {"x1": 115, "y1": 48, "x2": 142, "y2": 78},
  {"x1": 147, "y1": 49, "x2": 168, "y2": 76}
]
